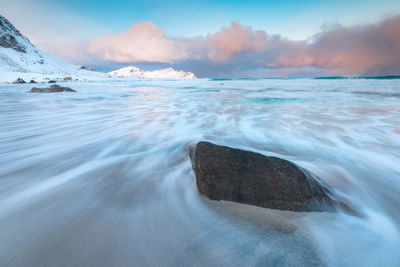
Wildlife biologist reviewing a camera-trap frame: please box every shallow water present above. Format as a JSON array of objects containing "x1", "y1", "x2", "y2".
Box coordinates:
[{"x1": 0, "y1": 79, "x2": 399, "y2": 266}]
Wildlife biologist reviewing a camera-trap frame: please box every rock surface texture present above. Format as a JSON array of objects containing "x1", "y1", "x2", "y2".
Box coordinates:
[
  {"x1": 12, "y1": 78, "x2": 26, "y2": 84},
  {"x1": 0, "y1": 15, "x2": 27, "y2": 53},
  {"x1": 190, "y1": 141, "x2": 337, "y2": 212},
  {"x1": 30, "y1": 84, "x2": 76, "y2": 93}
]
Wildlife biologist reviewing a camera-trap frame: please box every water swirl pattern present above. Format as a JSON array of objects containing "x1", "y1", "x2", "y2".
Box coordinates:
[{"x1": 0, "y1": 78, "x2": 399, "y2": 266}]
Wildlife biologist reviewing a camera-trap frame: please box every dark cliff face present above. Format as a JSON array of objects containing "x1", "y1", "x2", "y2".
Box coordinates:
[
  {"x1": 0, "y1": 14, "x2": 32, "y2": 53},
  {"x1": 0, "y1": 14, "x2": 48, "y2": 73}
]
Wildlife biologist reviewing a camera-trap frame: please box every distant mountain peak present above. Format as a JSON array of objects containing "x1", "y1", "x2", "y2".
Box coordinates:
[{"x1": 109, "y1": 66, "x2": 197, "y2": 80}]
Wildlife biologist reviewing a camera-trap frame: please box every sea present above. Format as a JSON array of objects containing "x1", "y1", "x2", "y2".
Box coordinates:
[{"x1": 0, "y1": 78, "x2": 399, "y2": 266}]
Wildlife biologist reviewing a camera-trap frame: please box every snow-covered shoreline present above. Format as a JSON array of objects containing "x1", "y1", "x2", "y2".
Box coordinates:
[
  {"x1": 0, "y1": 69, "x2": 112, "y2": 84},
  {"x1": 0, "y1": 70, "x2": 201, "y2": 84}
]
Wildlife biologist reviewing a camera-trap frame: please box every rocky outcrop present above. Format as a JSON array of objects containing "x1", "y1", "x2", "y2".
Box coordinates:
[
  {"x1": 12, "y1": 78, "x2": 26, "y2": 84},
  {"x1": 30, "y1": 84, "x2": 76, "y2": 93},
  {"x1": 0, "y1": 15, "x2": 27, "y2": 53},
  {"x1": 190, "y1": 141, "x2": 337, "y2": 212},
  {"x1": 48, "y1": 80, "x2": 56, "y2": 83}
]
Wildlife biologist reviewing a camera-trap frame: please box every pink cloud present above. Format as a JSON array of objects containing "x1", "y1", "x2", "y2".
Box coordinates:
[
  {"x1": 206, "y1": 21, "x2": 267, "y2": 62},
  {"x1": 266, "y1": 15, "x2": 400, "y2": 75},
  {"x1": 88, "y1": 22, "x2": 188, "y2": 63},
  {"x1": 84, "y1": 15, "x2": 400, "y2": 76},
  {"x1": 309, "y1": 15, "x2": 400, "y2": 74},
  {"x1": 87, "y1": 21, "x2": 269, "y2": 64}
]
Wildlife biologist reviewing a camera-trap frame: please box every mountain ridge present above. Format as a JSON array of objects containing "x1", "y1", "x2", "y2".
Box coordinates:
[{"x1": 109, "y1": 66, "x2": 197, "y2": 80}]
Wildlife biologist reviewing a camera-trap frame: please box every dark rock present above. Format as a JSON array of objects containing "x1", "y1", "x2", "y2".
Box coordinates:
[
  {"x1": 12, "y1": 78, "x2": 26, "y2": 84},
  {"x1": 48, "y1": 84, "x2": 76, "y2": 92},
  {"x1": 30, "y1": 88, "x2": 46, "y2": 93},
  {"x1": 0, "y1": 15, "x2": 27, "y2": 53},
  {"x1": 190, "y1": 141, "x2": 337, "y2": 212},
  {"x1": 48, "y1": 80, "x2": 57, "y2": 83},
  {"x1": 29, "y1": 80, "x2": 37, "y2": 83},
  {"x1": 30, "y1": 84, "x2": 76, "y2": 93},
  {"x1": 0, "y1": 34, "x2": 25, "y2": 52}
]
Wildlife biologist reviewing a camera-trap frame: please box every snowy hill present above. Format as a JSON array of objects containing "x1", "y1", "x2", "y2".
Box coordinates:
[
  {"x1": 109, "y1": 66, "x2": 196, "y2": 80},
  {"x1": 0, "y1": 14, "x2": 108, "y2": 83},
  {"x1": 0, "y1": 14, "x2": 197, "y2": 83}
]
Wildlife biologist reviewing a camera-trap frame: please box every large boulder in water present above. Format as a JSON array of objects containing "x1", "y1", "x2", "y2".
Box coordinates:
[
  {"x1": 30, "y1": 84, "x2": 76, "y2": 93},
  {"x1": 190, "y1": 141, "x2": 337, "y2": 212}
]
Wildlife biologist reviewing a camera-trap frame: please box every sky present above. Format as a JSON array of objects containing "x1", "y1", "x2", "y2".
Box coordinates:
[{"x1": 1, "y1": 0, "x2": 400, "y2": 77}]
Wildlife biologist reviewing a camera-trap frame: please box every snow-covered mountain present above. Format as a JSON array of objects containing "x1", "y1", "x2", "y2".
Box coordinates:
[
  {"x1": 109, "y1": 66, "x2": 196, "y2": 80},
  {"x1": 0, "y1": 14, "x2": 107, "y2": 83},
  {"x1": 0, "y1": 14, "x2": 197, "y2": 83}
]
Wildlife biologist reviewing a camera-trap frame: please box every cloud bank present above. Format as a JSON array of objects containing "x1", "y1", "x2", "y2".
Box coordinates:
[
  {"x1": 89, "y1": 22, "x2": 189, "y2": 63},
  {"x1": 87, "y1": 15, "x2": 400, "y2": 77}
]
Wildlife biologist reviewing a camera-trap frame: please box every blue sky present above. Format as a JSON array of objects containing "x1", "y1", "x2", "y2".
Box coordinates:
[
  {"x1": 23, "y1": 0, "x2": 400, "y2": 39},
  {"x1": 2, "y1": 0, "x2": 400, "y2": 77}
]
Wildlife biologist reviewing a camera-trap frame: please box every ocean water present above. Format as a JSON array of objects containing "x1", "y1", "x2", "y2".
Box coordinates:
[{"x1": 0, "y1": 78, "x2": 399, "y2": 266}]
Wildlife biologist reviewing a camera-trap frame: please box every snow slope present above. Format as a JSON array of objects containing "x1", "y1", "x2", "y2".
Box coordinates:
[
  {"x1": 109, "y1": 66, "x2": 197, "y2": 80},
  {"x1": 0, "y1": 14, "x2": 109, "y2": 83}
]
